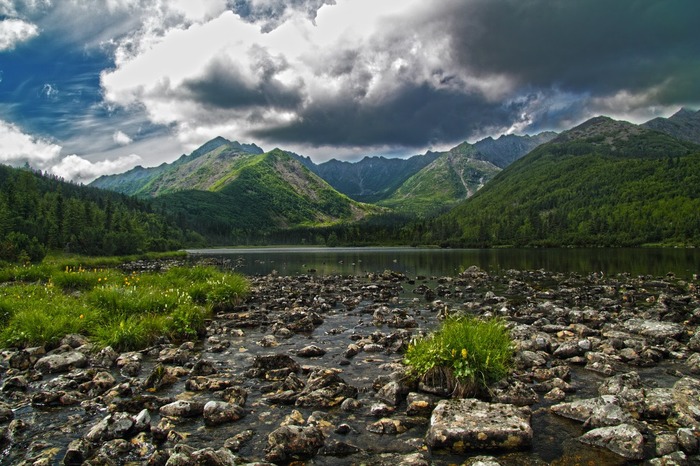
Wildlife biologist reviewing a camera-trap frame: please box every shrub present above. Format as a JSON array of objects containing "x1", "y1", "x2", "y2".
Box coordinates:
[{"x1": 404, "y1": 316, "x2": 513, "y2": 397}]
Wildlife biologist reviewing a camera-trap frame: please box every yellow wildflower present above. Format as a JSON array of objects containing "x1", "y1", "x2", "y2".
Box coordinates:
[{"x1": 462, "y1": 348, "x2": 468, "y2": 359}]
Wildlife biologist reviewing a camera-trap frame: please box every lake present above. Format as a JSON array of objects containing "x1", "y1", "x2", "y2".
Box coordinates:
[{"x1": 187, "y1": 247, "x2": 700, "y2": 279}]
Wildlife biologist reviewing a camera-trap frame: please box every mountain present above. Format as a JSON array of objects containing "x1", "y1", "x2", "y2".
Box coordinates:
[
  {"x1": 148, "y1": 149, "x2": 377, "y2": 242},
  {"x1": 643, "y1": 107, "x2": 700, "y2": 145},
  {"x1": 90, "y1": 137, "x2": 264, "y2": 196},
  {"x1": 306, "y1": 132, "x2": 555, "y2": 203},
  {"x1": 309, "y1": 152, "x2": 441, "y2": 203},
  {"x1": 432, "y1": 116, "x2": 700, "y2": 247},
  {"x1": 378, "y1": 146, "x2": 501, "y2": 215},
  {"x1": 470, "y1": 132, "x2": 557, "y2": 168}
]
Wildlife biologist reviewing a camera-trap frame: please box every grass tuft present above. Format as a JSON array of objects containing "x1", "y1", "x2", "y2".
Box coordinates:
[{"x1": 404, "y1": 316, "x2": 513, "y2": 397}]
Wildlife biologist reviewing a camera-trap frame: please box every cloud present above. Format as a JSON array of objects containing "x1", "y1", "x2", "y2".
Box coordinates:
[
  {"x1": 49, "y1": 153, "x2": 142, "y2": 183},
  {"x1": 0, "y1": 119, "x2": 141, "y2": 183},
  {"x1": 0, "y1": 119, "x2": 61, "y2": 165},
  {"x1": 112, "y1": 130, "x2": 133, "y2": 145},
  {"x1": 0, "y1": 18, "x2": 39, "y2": 51},
  {"x1": 7, "y1": 0, "x2": 700, "y2": 168}
]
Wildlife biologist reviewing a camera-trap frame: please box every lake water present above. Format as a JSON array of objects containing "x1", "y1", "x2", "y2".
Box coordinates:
[{"x1": 187, "y1": 247, "x2": 700, "y2": 279}]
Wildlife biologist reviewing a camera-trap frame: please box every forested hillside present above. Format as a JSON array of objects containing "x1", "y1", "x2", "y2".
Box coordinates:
[
  {"x1": 0, "y1": 165, "x2": 194, "y2": 262},
  {"x1": 428, "y1": 118, "x2": 700, "y2": 247}
]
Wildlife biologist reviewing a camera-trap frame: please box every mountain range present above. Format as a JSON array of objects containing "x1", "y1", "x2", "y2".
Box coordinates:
[{"x1": 87, "y1": 107, "x2": 700, "y2": 246}]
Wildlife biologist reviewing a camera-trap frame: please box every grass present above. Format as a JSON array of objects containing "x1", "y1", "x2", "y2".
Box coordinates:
[
  {"x1": 404, "y1": 316, "x2": 513, "y2": 397},
  {"x1": 0, "y1": 260, "x2": 248, "y2": 352}
]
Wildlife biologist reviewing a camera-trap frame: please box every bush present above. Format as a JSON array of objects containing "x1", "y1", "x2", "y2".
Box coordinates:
[{"x1": 404, "y1": 316, "x2": 513, "y2": 397}]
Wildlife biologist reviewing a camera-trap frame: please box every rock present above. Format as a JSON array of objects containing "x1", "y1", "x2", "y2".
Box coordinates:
[
  {"x1": 9, "y1": 350, "x2": 32, "y2": 370},
  {"x1": 166, "y1": 444, "x2": 237, "y2": 466},
  {"x1": 1, "y1": 375, "x2": 28, "y2": 393},
  {"x1": 295, "y1": 369, "x2": 358, "y2": 408},
  {"x1": 686, "y1": 353, "x2": 700, "y2": 374},
  {"x1": 203, "y1": 401, "x2": 245, "y2": 426},
  {"x1": 91, "y1": 345, "x2": 119, "y2": 368},
  {"x1": 159, "y1": 400, "x2": 205, "y2": 419},
  {"x1": 655, "y1": 432, "x2": 679, "y2": 456},
  {"x1": 265, "y1": 425, "x2": 324, "y2": 463},
  {"x1": 366, "y1": 418, "x2": 408, "y2": 435},
  {"x1": 85, "y1": 412, "x2": 135, "y2": 442},
  {"x1": 578, "y1": 423, "x2": 644, "y2": 460},
  {"x1": 406, "y1": 392, "x2": 435, "y2": 416},
  {"x1": 34, "y1": 351, "x2": 87, "y2": 374},
  {"x1": 551, "y1": 395, "x2": 632, "y2": 427},
  {"x1": 647, "y1": 451, "x2": 688, "y2": 466},
  {"x1": 376, "y1": 381, "x2": 408, "y2": 407},
  {"x1": 224, "y1": 429, "x2": 255, "y2": 452},
  {"x1": 671, "y1": 377, "x2": 700, "y2": 428},
  {"x1": 248, "y1": 354, "x2": 300, "y2": 380},
  {"x1": 426, "y1": 399, "x2": 532, "y2": 452},
  {"x1": 491, "y1": 380, "x2": 539, "y2": 406},
  {"x1": 297, "y1": 345, "x2": 326, "y2": 358},
  {"x1": 63, "y1": 438, "x2": 92, "y2": 465},
  {"x1": 622, "y1": 319, "x2": 685, "y2": 343},
  {"x1": 143, "y1": 364, "x2": 182, "y2": 391},
  {"x1": 677, "y1": 427, "x2": 699, "y2": 454},
  {"x1": 369, "y1": 403, "x2": 395, "y2": 417},
  {"x1": 464, "y1": 456, "x2": 502, "y2": 466},
  {"x1": 190, "y1": 359, "x2": 217, "y2": 376},
  {"x1": 644, "y1": 388, "x2": 675, "y2": 419}
]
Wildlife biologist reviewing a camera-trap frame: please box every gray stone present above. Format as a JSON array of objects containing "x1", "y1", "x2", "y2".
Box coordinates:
[
  {"x1": 159, "y1": 400, "x2": 205, "y2": 418},
  {"x1": 622, "y1": 319, "x2": 684, "y2": 343},
  {"x1": 551, "y1": 395, "x2": 632, "y2": 427},
  {"x1": 647, "y1": 451, "x2": 688, "y2": 466},
  {"x1": 265, "y1": 425, "x2": 324, "y2": 463},
  {"x1": 376, "y1": 380, "x2": 408, "y2": 406},
  {"x1": 297, "y1": 345, "x2": 326, "y2": 358},
  {"x1": 578, "y1": 423, "x2": 644, "y2": 460},
  {"x1": 34, "y1": 351, "x2": 87, "y2": 374},
  {"x1": 671, "y1": 377, "x2": 700, "y2": 428},
  {"x1": 203, "y1": 401, "x2": 245, "y2": 426},
  {"x1": 655, "y1": 432, "x2": 679, "y2": 456},
  {"x1": 677, "y1": 427, "x2": 699, "y2": 454},
  {"x1": 426, "y1": 399, "x2": 532, "y2": 452}
]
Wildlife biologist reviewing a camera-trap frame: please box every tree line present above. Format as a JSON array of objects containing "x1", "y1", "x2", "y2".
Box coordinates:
[{"x1": 0, "y1": 165, "x2": 200, "y2": 263}]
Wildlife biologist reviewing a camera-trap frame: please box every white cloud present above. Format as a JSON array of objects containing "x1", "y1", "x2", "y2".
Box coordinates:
[
  {"x1": 0, "y1": 119, "x2": 61, "y2": 164},
  {"x1": 113, "y1": 130, "x2": 133, "y2": 145},
  {"x1": 0, "y1": 119, "x2": 142, "y2": 183},
  {"x1": 0, "y1": 18, "x2": 39, "y2": 51},
  {"x1": 49, "y1": 153, "x2": 142, "y2": 183}
]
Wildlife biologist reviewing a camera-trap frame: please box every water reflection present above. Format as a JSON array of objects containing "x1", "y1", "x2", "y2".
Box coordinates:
[{"x1": 187, "y1": 247, "x2": 700, "y2": 279}]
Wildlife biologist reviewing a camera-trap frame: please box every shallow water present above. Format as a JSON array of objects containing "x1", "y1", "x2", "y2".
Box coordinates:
[{"x1": 188, "y1": 246, "x2": 700, "y2": 279}]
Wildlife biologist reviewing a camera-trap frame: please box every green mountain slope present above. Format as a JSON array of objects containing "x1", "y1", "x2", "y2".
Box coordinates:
[
  {"x1": 152, "y1": 149, "x2": 378, "y2": 242},
  {"x1": 379, "y1": 145, "x2": 501, "y2": 215},
  {"x1": 90, "y1": 137, "x2": 263, "y2": 196},
  {"x1": 434, "y1": 116, "x2": 700, "y2": 247}
]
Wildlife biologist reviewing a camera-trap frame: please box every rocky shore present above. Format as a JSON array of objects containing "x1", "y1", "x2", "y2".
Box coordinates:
[{"x1": 1, "y1": 265, "x2": 699, "y2": 465}]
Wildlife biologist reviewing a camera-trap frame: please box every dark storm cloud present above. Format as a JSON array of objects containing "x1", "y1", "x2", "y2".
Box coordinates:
[
  {"x1": 252, "y1": 82, "x2": 525, "y2": 146},
  {"x1": 183, "y1": 51, "x2": 303, "y2": 110},
  {"x1": 249, "y1": 0, "x2": 700, "y2": 148},
  {"x1": 441, "y1": 0, "x2": 700, "y2": 101}
]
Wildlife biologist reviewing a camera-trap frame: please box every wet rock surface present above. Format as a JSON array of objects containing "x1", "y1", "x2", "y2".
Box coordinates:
[{"x1": 0, "y1": 264, "x2": 699, "y2": 464}]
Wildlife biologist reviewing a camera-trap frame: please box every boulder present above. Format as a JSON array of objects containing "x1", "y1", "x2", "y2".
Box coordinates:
[
  {"x1": 578, "y1": 423, "x2": 644, "y2": 460},
  {"x1": 265, "y1": 425, "x2": 325, "y2": 463},
  {"x1": 202, "y1": 401, "x2": 245, "y2": 426},
  {"x1": 426, "y1": 399, "x2": 532, "y2": 452},
  {"x1": 159, "y1": 400, "x2": 205, "y2": 419},
  {"x1": 34, "y1": 351, "x2": 87, "y2": 374}
]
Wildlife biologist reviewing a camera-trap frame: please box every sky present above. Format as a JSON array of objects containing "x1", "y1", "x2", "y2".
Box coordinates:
[{"x1": 0, "y1": 0, "x2": 698, "y2": 183}]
